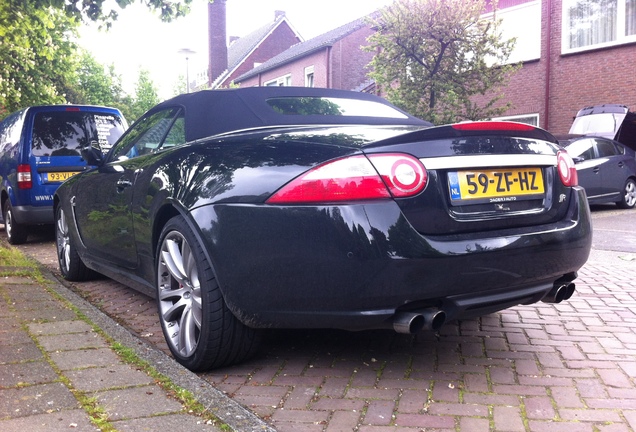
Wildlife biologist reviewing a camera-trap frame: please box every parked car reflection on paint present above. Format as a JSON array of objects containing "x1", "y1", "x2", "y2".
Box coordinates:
[{"x1": 54, "y1": 87, "x2": 592, "y2": 371}]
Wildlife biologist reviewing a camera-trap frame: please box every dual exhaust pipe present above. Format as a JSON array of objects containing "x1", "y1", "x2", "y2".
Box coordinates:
[
  {"x1": 392, "y1": 281, "x2": 576, "y2": 334},
  {"x1": 542, "y1": 282, "x2": 576, "y2": 304},
  {"x1": 393, "y1": 308, "x2": 446, "y2": 334}
]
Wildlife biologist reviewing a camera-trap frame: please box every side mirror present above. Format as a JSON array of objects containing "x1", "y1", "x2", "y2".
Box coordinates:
[
  {"x1": 81, "y1": 140, "x2": 105, "y2": 166},
  {"x1": 571, "y1": 156, "x2": 584, "y2": 164}
]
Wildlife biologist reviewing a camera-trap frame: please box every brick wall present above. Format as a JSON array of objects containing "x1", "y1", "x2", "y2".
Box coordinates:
[
  {"x1": 237, "y1": 26, "x2": 375, "y2": 91},
  {"x1": 478, "y1": 0, "x2": 636, "y2": 135},
  {"x1": 222, "y1": 23, "x2": 301, "y2": 87}
]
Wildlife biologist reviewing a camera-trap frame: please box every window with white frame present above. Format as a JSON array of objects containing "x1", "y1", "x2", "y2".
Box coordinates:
[
  {"x1": 305, "y1": 66, "x2": 314, "y2": 87},
  {"x1": 264, "y1": 74, "x2": 292, "y2": 86},
  {"x1": 492, "y1": 113, "x2": 540, "y2": 126},
  {"x1": 562, "y1": 0, "x2": 636, "y2": 53},
  {"x1": 483, "y1": 1, "x2": 541, "y2": 64}
]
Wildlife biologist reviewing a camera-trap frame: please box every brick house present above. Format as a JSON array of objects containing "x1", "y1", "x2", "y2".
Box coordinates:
[
  {"x1": 233, "y1": 16, "x2": 376, "y2": 91},
  {"x1": 217, "y1": 0, "x2": 636, "y2": 135},
  {"x1": 207, "y1": 0, "x2": 302, "y2": 89},
  {"x1": 479, "y1": 0, "x2": 636, "y2": 135}
]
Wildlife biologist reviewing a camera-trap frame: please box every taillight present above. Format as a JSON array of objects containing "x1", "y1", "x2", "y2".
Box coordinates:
[
  {"x1": 266, "y1": 154, "x2": 427, "y2": 204},
  {"x1": 17, "y1": 164, "x2": 32, "y2": 189},
  {"x1": 367, "y1": 154, "x2": 427, "y2": 198},
  {"x1": 452, "y1": 121, "x2": 536, "y2": 132},
  {"x1": 557, "y1": 150, "x2": 578, "y2": 187}
]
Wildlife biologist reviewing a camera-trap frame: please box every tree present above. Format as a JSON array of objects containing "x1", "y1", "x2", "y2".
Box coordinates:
[
  {"x1": 172, "y1": 74, "x2": 187, "y2": 96},
  {"x1": 0, "y1": 3, "x2": 79, "y2": 115},
  {"x1": 366, "y1": 0, "x2": 518, "y2": 125},
  {"x1": 129, "y1": 68, "x2": 160, "y2": 122},
  {"x1": 72, "y1": 50, "x2": 118, "y2": 106},
  {"x1": 12, "y1": 0, "x2": 194, "y2": 26}
]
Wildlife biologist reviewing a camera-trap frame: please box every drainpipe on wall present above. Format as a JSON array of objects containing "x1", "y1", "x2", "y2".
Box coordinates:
[
  {"x1": 544, "y1": 0, "x2": 552, "y2": 130},
  {"x1": 326, "y1": 47, "x2": 331, "y2": 88}
]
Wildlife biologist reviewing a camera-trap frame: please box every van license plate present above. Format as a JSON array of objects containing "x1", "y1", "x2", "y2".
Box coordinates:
[
  {"x1": 45, "y1": 172, "x2": 80, "y2": 182},
  {"x1": 448, "y1": 167, "x2": 544, "y2": 205}
]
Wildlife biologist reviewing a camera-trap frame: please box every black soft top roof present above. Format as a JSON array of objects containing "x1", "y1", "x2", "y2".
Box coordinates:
[{"x1": 150, "y1": 87, "x2": 431, "y2": 142}]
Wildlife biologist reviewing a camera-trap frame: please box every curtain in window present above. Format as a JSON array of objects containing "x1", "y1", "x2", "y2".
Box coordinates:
[
  {"x1": 627, "y1": 0, "x2": 636, "y2": 36},
  {"x1": 566, "y1": 0, "x2": 618, "y2": 49}
]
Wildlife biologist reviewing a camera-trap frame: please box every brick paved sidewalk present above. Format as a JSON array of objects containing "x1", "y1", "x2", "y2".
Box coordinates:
[{"x1": 0, "y1": 268, "x2": 271, "y2": 432}]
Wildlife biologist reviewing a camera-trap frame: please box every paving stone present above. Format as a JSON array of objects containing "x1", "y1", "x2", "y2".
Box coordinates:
[
  {"x1": 95, "y1": 385, "x2": 184, "y2": 420},
  {"x1": 0, "y1": 409, "x2": 98, "y2": 432},
  {"x1": 28, "y1": 320, "x2": 93, "y2": 336},
  {"x1": 0, "y1": 361, "x2": 58, "y2": 387},
  {"x1": 66, "y1": 364, "x2": 155, "y2": 392},
  {"x1": 111, "y1": 414, "x2": 222, "y2": 431},
  {"x1": 36, "y1": 332, "x2": 109, "y2": 352},
  {"x1": 0, "y1": 383, "x2": 79, "y2": 418},
  {"x1": 49, "y1": 348, "x2": 121, "y2": 371},
  {"x1": 0, "y1": 342, "x2": 43, "y2": 364},
  {"x1": 0, "y1": 329, "x2": 34, "y2": 346}
]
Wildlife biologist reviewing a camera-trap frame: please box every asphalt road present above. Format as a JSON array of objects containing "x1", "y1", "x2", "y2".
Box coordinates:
[{"x1": 589, "y1": 204, "x2": 636, "y2": 253}]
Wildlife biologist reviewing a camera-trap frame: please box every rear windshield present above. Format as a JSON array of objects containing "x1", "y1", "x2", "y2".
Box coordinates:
[
  {"x1": 31, "y1": 110, "x2": 125, "y2": 157},
  {"x1": 266, "y1": 97, "x2": 409, "y2": 119}
]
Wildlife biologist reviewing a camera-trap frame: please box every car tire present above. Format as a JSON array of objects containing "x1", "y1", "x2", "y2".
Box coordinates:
[
  {"x1": 55, "y1": 206, "x2": 93, "y2": 281},
  {"x1": 617, "y1": 178, "x2": 636, "y2": 209},
  {"x1": 3, "y1": 200, "x2": 28, "y2": 245},
  {"x1": 156, "y1": 216, "x2": 261, "y2": 371}
]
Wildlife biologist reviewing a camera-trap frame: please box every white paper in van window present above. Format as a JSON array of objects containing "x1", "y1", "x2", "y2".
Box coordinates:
[{"x1": 94, "y1": 115, "x2": 117, "y2": 149}]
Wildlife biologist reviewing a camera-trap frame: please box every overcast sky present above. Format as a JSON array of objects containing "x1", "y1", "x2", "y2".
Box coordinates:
[{"x1": 79, "y1": 0, "x2": 393, "y2": 99}]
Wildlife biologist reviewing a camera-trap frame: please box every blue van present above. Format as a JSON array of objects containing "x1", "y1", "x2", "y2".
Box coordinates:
[{"x1": 0, "y1": 105, "x2": 127, "y2": 244}]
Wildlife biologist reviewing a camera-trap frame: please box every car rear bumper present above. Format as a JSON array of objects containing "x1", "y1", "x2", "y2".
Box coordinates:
[
  {"x1": 10, "y1": 204, "x2": 54, "y2": 225},
  {"x1": 192, "y1": 186, "x2": 592, "y2": 331}
]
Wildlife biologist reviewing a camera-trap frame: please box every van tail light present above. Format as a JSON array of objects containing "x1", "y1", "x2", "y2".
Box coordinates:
[
  {"x1": 557, "y1": 150, "x2": 578, "y2": 187},
  {"x1": 17, "y1": 164, "x2": 32, "y2": 189},
  {"x1": 266, "y1": 154, "x2": 427, "y2": 204}
]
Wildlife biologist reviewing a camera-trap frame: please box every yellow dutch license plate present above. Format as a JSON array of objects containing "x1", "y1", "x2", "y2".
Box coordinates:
[
  {"x1": 448, "y1": 167, "x2": 544, "y2": 204},
  {"x1": 45, "y1": 172, "x2": 80, "y2": 182}
]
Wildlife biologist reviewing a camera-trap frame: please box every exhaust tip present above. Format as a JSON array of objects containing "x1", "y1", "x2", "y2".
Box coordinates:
[
  {"x1": 393, "y1": 309, "x2": 446, "y2": 334},
  {"x1": 543, "y1": 282, "x2": 576, "y2": 304},
  {"x1": 423, "y1": 309, "x2": 446, "y2": 331},
  {"x1": 393, "y1": 312, "x2": 425, "y2": 334}
]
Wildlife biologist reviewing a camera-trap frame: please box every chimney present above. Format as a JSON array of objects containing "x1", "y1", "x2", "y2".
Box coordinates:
[{"x1": 208, "y1": 0, "x2": 228, "y2": 86}]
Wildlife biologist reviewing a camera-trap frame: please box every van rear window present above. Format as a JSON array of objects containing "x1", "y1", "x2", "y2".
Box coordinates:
[{"x1": 31, "y1": 111, "x2": 125, "y2": 157}]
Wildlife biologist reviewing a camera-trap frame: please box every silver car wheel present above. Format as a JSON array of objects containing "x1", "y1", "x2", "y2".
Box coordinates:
[
  {"x1": 624, "y1": 180, "x2": 636, "y2": 208},
  {"x1": 157, "y1": 231, "x2": 203, "y2": 357},
  {"x1": 5, "y1": 206, "x2": 13, "y2": 239},
  {"x1": 56, "y1": 208, "x2": 71, "y2": 273}
]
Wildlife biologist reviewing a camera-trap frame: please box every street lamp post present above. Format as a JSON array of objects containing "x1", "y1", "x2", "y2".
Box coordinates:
[{"x1": 177, "y1": 48, "x2": 196, "y2": 93}]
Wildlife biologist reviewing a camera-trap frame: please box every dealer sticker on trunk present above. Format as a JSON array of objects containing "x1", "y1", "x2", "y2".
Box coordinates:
[{"x1": 448, "y1": 167, "x2": 545, "y2": 205}]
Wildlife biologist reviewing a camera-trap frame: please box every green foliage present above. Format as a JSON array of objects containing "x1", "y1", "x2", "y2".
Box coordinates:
[
  {"x1": 366, "y1": 0, "x2": 519, "y2": 125},
  {"x1": 72, "y1": 51, "x2": 116, "y2": 106},
  {"x1": 0, "y1": 2, "x2": 79, "y2": 115},
  {"x1": 11, "y1": 0, "x2": 194, "y2": 27},
  {"x1": 129, "y1": 68, "x2": 160, "y2": 122},
  {"x1": 172, "y1": 74, "x2": 187, "y2": 96},
  {"x1": 1, "y1": 0, "x2": 183, "y2": 120}
]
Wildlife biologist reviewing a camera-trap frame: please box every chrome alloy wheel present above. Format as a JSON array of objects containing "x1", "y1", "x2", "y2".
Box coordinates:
[
  {"x1": 624, "y1": 180, "x2": 636, "y2": 208},
  {"x1": 157, "y1": 231, "x2": 203, "y2": 357},
  {"x1": 5, "y1": 206, "x2": 13, "y2": 239},
  {"x1": 56, "y1": 208, "x2": 71, "y2": 273}
]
